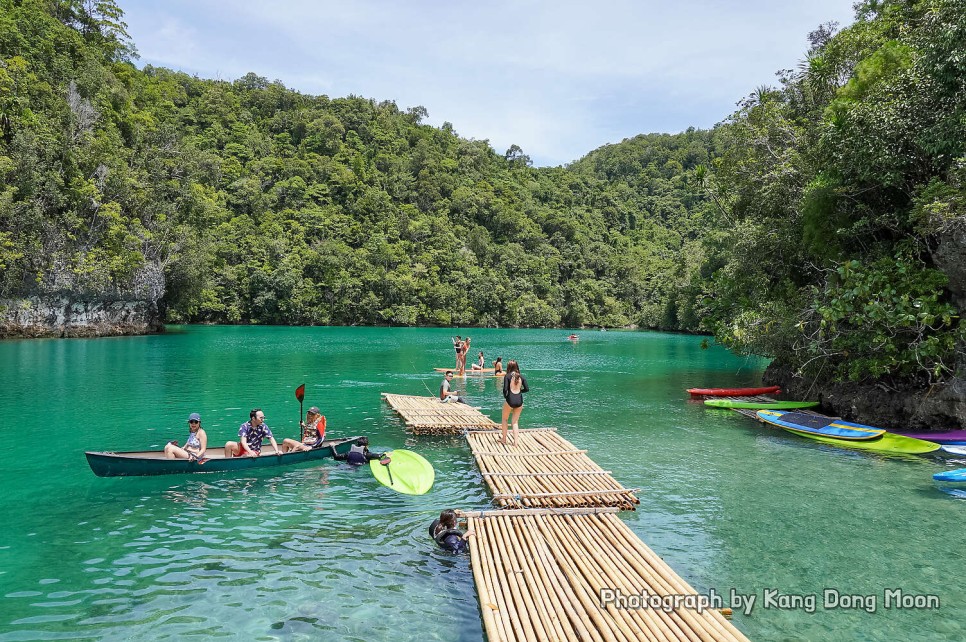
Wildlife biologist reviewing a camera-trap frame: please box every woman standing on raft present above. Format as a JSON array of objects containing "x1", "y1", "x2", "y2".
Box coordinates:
[{"x1": 499, "y1": 360, "x2": 528, "y2": 447}]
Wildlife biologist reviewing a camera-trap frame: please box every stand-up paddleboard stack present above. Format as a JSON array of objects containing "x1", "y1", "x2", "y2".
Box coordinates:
[
  {"x1": 464, "y1": 508, "x2": 749, "y2": 642},
  {"x1": 465, "y1": 428, "x2": 639, "y2": 509},
  {"x1": 382, "y1": 393, "x2": 498, "y2": 434}
]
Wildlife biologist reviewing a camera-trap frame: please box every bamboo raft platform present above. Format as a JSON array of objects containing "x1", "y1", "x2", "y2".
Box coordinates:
[
  {"x1": 382, "y1": 393, "x2": 499, "y2": 434},
  {"x1": 463, "y1": 508, "x2": 749, "y2": 642},
  {"x1": 465, "y1": 428, "x2": 640, "y2": 510}
]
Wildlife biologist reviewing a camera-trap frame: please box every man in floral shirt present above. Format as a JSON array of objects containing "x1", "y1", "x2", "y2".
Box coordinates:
[{"x1": 225, "y1": 409, "x2": 280, "y2": 457}]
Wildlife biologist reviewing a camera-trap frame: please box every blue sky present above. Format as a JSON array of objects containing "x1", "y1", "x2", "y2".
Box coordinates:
[{"x1": 121, "y1": 0, "x2": 857, "y2": 167}]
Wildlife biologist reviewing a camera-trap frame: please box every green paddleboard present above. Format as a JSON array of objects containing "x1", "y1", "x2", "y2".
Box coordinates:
[
  {"x1": 781, "y1": 431, "x2": 940, "y2": 455},
  {"x1": 704, "y1": 399, "x2": 819, "y2": 410},
  {"x1": 370, "y1": 449, "x2": 435, "y2": 495}
]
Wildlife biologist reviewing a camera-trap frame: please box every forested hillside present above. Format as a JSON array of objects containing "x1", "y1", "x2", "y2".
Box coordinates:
[
  {"x1": 2, "y1": 0, "x2": 964, "y2": 427},
  {"x1": 698, "y1": 0, "x2": 966, "y2": 390},
  {"x1": 0, "y1": 0, "x2": 716, "y2": 331}
]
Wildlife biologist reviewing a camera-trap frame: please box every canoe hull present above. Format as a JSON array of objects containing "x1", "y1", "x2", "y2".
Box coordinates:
[
  {"x1": 86, "y1": 437, "x2": 365, "y2": 477},
  {"x1": 688, "y1": 386, "x2": 781, "y2": 397},
  {"x1": 704, "y1": 399, "x2": 819, "y2": 410}
]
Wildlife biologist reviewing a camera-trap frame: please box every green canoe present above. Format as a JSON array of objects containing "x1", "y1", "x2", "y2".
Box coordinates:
[
  {"x1": 86, "y1": 436, "x2": 365, "y2": 477},
  {"x1": 704, "y1": 399, "x2": 819, "y2": 410},
  {"x1": 370, "y1": 449, "x2": 435, "y2": 495}
]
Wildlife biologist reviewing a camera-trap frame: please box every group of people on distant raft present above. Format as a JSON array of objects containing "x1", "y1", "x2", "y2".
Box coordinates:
[{"x1": 440, "y1": 339, "x2": 529, "y2": 448}]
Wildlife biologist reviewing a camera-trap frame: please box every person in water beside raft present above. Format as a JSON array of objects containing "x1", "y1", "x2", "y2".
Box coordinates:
[
  {"x1": 500, "y1": 360, "x2": 529, "y2": 447},
  {"x1": 225, "y1": 409, "x2": 280, "y2": 457},
  {"x1": 332, "y1": 437, "x2": 384, "y2": 465},
  {"x1": 164, "y1": 413, "x2": 207, "y2": 461},
  {"x1": 440, "y1": 371, "x2": 468, "y2": 404},
  {"x1": 281, "y1": 406, "x2": 326, "y2": 452},
  {"x1": 429, "y1": 509, "x2": 475, "y2": 554}
]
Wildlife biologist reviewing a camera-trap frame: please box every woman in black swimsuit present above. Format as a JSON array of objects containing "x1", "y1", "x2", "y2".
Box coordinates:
[
  {"x1": 453, "y1": 336, "x2": 463, "y2": 371},
  {"x1": 500, "y1": 360, "x2": 528, "y2": 446}
]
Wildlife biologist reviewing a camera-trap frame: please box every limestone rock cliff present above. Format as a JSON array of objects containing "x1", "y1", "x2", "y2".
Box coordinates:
[
  {"x1": 764, "y1": 361, "x2": 966, "y2": 432},
  {"x1": 0, "y1": 296, "x2": 162, "y2": 338}
]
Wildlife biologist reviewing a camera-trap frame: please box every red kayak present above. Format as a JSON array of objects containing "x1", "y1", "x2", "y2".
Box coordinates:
[{"x1": 687, "y1": 385, "x2": 781, "y2": 398}]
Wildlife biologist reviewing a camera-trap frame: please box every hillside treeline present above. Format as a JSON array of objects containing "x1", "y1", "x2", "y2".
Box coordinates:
[
  {"x1": 699, "y1": 0, "x2": 965, "y2": 384},
  {"x1": 3, "y1": 0, "x2": 963, "y2": 392},
  {"x1": 0, "y1": 0, "x2": 717, "y2": 331}
]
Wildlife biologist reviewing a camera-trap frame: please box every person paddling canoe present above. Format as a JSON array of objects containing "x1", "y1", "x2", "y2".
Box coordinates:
[
  {"x1": 281, "y1": 406, "x2": 326, "y2": 452},
  {"x1": 164, "y1": 413, "x2": 207, "y2": 461}
]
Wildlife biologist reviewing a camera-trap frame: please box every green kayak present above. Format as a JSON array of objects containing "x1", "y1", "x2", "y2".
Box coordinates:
[
  {"x1": 704, "y1": 399, "x2": 819, "y2": 410},
  {"x1": 370, "y1": 449, "x2": 435, "y2": 495}
]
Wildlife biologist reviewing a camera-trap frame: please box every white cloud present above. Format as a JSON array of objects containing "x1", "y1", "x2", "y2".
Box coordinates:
[{"x1": 122, "y1": 0, "x2": 856, "y2": 166}]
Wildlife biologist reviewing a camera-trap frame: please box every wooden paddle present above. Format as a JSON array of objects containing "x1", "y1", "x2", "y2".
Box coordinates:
[
  {"x1": 295, "y1": 383, "x2": 305, "y2": 440},
  {"x1": 380, "y1": 455, "x2": 394, "y2": 486}
]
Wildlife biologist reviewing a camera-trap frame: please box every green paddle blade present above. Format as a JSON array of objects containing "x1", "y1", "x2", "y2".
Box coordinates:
[{"x1": 369, "y1": 449, "x2": 435, "y2": 495}]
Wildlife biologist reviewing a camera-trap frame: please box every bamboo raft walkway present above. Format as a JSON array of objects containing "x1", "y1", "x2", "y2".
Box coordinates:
[
  {"x1": 465, "y1": 428, "x2": 640, "y2": 510},
  {"x1": 382, "y1": 393, "x2": 498, "y2": 434},
  {"x1": 382, "y1": 388, "x2": 748, "y2": 639},
  {"x1": 463, "y1": 508, "x2": 750, "y2": 642}
]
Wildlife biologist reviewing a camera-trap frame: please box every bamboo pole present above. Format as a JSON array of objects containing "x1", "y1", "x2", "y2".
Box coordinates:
[
  {"x1": 490, "y1": 515, "x2": 540, "y2": 641},
  {"x1": 542, "y1": 515, "x2": 647, "y2": 642},
  {"x1": 468, "y1": 517, "x2": 502, "y2": 642},
  {"x1": 493, "y1": 514, "x2": 555, "y2": 642},
  {"x1": 458, "y1": 507, "x2": 621, "y2": 518},
  {"x1": 492, "y1": 488, "x2": 641, "y2": 500},
  {"x1": 533, "y1": 516, "x2": 622, "y2": 642},
  {"x1": 478, "y1": 516, "x2": 516, "y2": 642},
  {"x1": 510, "y1": 515, "x2": 577, "y2": 641},
  {"x1": 520, "y1": 515, "x2": 606, "y2": 642},
  {"x1": 473, "y1": 450, "x2": 589, "y2": 456},
  {"x1": 481, "y1": 470, "x2": 614, "y2": 477},
  {"x1": 567, "y1": 514, "x2": 693, "y2": 642},
  {"x1": 597, "y1": 514, "x2": 748, "y2": 642}
]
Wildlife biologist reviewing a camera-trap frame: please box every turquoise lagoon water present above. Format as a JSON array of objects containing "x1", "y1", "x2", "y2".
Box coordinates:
[{"x1": 0, "y1": 326, "x2": 963, "y2": 641}]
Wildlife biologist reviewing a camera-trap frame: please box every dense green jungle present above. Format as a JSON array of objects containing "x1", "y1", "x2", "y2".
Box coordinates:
[{"x1": 1, "y1": 0, "x2": 964, "y2": 391}]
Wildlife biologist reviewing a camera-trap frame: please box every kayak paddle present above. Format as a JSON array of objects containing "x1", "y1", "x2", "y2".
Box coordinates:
[
  {"x1": 380, "y1": 455, "x2": 394, "y2": 486},
  {"x1": 295, "y1": 383, "x2": 305, "y2": 439}
]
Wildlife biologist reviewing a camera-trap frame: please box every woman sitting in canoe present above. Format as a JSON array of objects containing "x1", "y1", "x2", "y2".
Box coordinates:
[
  {"x1": 429, "y1": 509, "x2": 474, "y2": 553},
  {"x1": 164, "y1": 413, "x2": 207, "y2": 461},
  {"x1": 281, "y1": 406, "x2": 326, "y2": 452}
]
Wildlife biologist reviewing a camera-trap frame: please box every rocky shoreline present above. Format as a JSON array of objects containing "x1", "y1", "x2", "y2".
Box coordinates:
[
  {"x1": 0, "y1": 296, "x2": 162, "y2": 339},
  {"x1": 764, "y1": 361, "x2": 966, "y2": 432}
]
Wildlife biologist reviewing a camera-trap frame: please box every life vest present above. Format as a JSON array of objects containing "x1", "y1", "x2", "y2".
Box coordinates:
[
  {"x1": 429, "y1": 518, "x2": 466, "y2": 552},
  {"x1": 346, "y1": 443, "x2": 367, "y2": 465}
]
